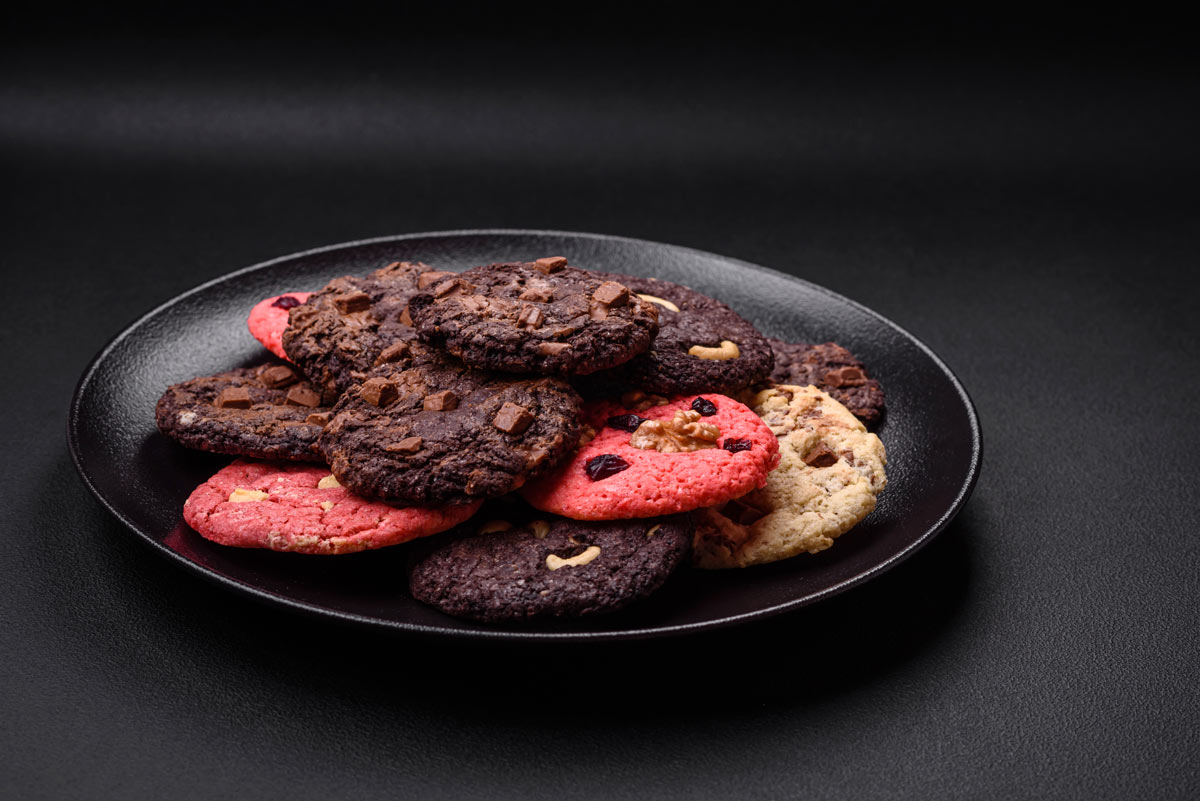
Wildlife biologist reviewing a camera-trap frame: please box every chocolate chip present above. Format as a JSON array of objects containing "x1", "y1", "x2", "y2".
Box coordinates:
[
  {"x1": 532, "y1": 256, "x2": 568, "y2": 274},
  {"x1": 332, "y1": 291, "x2": 371, "y2": 314},
  {"x1": 360, "y1": 377, "x2": 399, "y2": 407},
  {"x1": 386, "y1": 436, "x2": 423, "y2": 454},
  {"x1": 374, "y1": 340, "x2": 410, "y2": 365},
  {"x1": 518, "y1": 285, "x2": 554, "y2": 302},
  {"x1": 433, "y1": 279, "x2": 462, "y2": 298},
  {"x1": 606, "y1": 414, "x2": 646, "y2": 432},
  {"x1": 537, "y1": 342, "x2": 570, "y2": 356},
  {"x1": 585, "y1": 454, "x2": 630, "y2": 481},
  {"x1": 517, "y1": 306, "x2": 544, "y2": 329},
  {"x1": 691, "y1": 397, "x2": 718, "y2": 416},
  {"x1": 258, "y1": 365, "x2": 299, "y2": 388},
  {"x1": 493, "y1": 402, "x2": 534, "y2": 434},
  {"x1": 305, "y1": 412, "x2": 332, "y2": 426},
  {"x1": 592, "y1": 281, "x2": 630, "y2": 307},
  {"x1": 588, "y1": 302, "x2": 609, "y2": 321},
  {"x1": 825, "y1": 366, "x2": 866, "y2": 387},
  {"x1": 270, "y1": 295, "x2": 303, "y2": 310},
  {"x1": 721, "y1": 498, "x2": 768, "y2": 525},
  {"x1": 284, "y1": 385, "x2": 323, "y2": 407},
  {"x1": 423, "y1": 390, "x2": 458, "y2": 411},
  {"x1": 215, "y1": 387, "x2": 253, "y2": 409},
  {"x1": 803, "y1": 446, "x2": 838, "y2": 468},
  {"x1": 399, "y1": 304, "x2": 414, "y2": 326},
  {"x1": 723, "y1": 438, "x2": 753, "y2": 453},
  {"x1": 417, "y1": 270, "x2": 455, "y2": 290}
]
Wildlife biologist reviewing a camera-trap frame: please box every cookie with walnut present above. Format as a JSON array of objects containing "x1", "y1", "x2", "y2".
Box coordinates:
[
  {"x1": 407, "y1": 259, "x2": 660, "y2": 376},
  {"x1": 318, "y1": 344, "x2": 583, "y2": 506},
  {"x1": 693, "y1": 384, "x2": 887, "y2": 569},
  {"x1": 282, "y1": 260, "x2": 448, "y2": 403},
  {"x1": 408, "y1": 511, "x2": 693, "y2": 622},
  {"x1": 155, "y1": 362, "x2": 332, "y2": 462},
  {"x1": 583, "y1": 272, "x2": 774, "y2": 396}
]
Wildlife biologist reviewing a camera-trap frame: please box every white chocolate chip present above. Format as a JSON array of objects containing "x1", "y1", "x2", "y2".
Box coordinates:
[
  {"x1": 688, "y1": 340, "x2": 741, "y2": 360},
  {"x1": 530, "y1": 520, "x2": 550, "y2": 539},
  {"x1": 546, "y1": 545, "x2": 602, "y2": 570},
  {"x1": 178, "y1": 411, "x2": 197, "y2": 426},
  {"x1": 228, "y1": 488, "x2": 269, "y2": 503},
  {"x1": 319, "y1": 501, "x2": 335, "y2": 511},
  {"x1": 478, "y1": 520, "x2": 513, "y2": 535},
  {"x1": 317, "y1": 474, "x2": 341, "y2": 489},
  {"x1": 636, "y1": 293, "x2": 680, "y2": 313}
]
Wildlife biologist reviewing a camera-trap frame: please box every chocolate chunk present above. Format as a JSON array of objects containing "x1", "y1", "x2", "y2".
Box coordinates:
[
  {"x1": 493, "y1": 402, "x2": 534, "y2": 434},
  {"x1": 374, "y1": 340, "x2": 410, "y2": 365},
  {"x1": 606, "y1": 414, "x2": 647, "y2": 432},
  {"x1": 517, "y1": 306, "x2": 544, "y2": 329},
  {"x1": 720, "y1": 498, "x2": 768, "y2": 526},
  {"x1": 532, "y1": 256, "x2": 568, "y2": 274},
  {"x1": 537, "y1": 342, "x2": 570, "y2": 356},
  {"x1": 305, "y1": 412, "x2": 332, "y2": 426},
  {"x1": 271, "y1": 295, "x2": 303, "y2": 310},
  {"x1": 585, "y1": 454, "x2": 630, "y2": 481},
  {"x1": 433, "y1": 279, "x2": 462, "y2": 298},
  {"x1": 332, "y1": 291, "x2": 371, "y2": 314},
  {"x1": 386, "y1": 436, "x2": 423, "y2": 454},
  {"x1": 691, "y1": 397, "x2": 718, "y2": 416},
  {"x1": 423, "y1": 390, "x2": 458, "y2": 412},
  {"x1": 592, "y1": 281, "x2": 630, "y2": 307},
  {"x1": 588, "y1": 302, "x2": 609, "y2": 321},
  {"x1": 519, "y1": 285, "x2": 554, "y2": 302},
  {"x1": 258, "y1": 365, "x2": 299, "y2": 388},
  {"x1": 824, "y1": 366, "x2": 866, "y2": 387},
  {"x1": 215, "y1": 387, "x2": 253, "y2": 409},
  {"x1": 723, "y1": 438, "x2": 753, "y2": 453},
  {"x1": 803, "y1": 445, "x2": 838, "y2": 468},
  {"x1": 285, "y1": 385, "x2": 323, "y2": 407},
  {"x1": 417, "y1": 271, "x2": 456, "y2": 290},
  {"x1": 360, "y1": 377, "x2": 399, "y2": 407}
]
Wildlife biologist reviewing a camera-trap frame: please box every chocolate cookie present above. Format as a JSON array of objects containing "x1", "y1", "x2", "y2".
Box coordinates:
[
  {"x1": 155, "y1": 362, "x2": 331, "y2": 462},
  {"x1": 583, "y1": 272, "x2": 774, "y2": 396},
  {"x1": 407, "y1": 258, "x2": 659, "y2": 376},
  {"x1": 282, "y1": 260, "x2": 449, "y2": 402},
  {"x1": 319, "y1": 344, "x2": 584, "y2": 505},
  {"x1": 765, "y1": 340, "x2": 885, "y2": 425},
  {"x1": 408, "y1": 512, "x2": 693, "y2": 622}
]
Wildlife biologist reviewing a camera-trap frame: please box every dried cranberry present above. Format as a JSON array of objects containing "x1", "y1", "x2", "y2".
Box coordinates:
[
  {"x1": 691, "y1": 397, "x2": 718, "y2": 416},
  {"x1": 606, "y1": 414, "x2": 646, "y2": 432},
  {"x1": 723, "y1": 438, "x2": 753, "y2": 453},
  {"x1": 585, "y1": 454, "x2": 630, "y2": 481},
  {"x1": 271, "y1": 295, "x2": 302, "y2": 310}
]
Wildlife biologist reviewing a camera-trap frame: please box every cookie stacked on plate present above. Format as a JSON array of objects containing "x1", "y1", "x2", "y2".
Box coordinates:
[{"x1": 156, "y1": 257, "x2": 888, "y2": 624}]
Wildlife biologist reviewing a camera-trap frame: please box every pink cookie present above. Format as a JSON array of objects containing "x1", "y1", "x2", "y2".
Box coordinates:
[
  {"x1": 183, "y1": 459, "x2": 480, "y2": 554},
  {"x1": 247, "y1": 292, "x2": 313, "y2": 360},
  {"x1": 521, "y1": 394, "x2": 779, "y2": 520}
]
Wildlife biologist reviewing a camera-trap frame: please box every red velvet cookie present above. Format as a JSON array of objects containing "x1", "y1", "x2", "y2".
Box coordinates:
[
  {"x1": 248, "y1": 293, "x2": 313, "y2": 360},
  {"x1": 521, "y1": 393, "x2": 779, "y2": 520},
  {"x1": 183, "y1": 459, "x2": 480, "y2": 554}
]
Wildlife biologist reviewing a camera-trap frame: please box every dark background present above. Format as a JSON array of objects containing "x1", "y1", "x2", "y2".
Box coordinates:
[{"x1": 3, "y1": 6, "x2": 1198, "y2": 799}]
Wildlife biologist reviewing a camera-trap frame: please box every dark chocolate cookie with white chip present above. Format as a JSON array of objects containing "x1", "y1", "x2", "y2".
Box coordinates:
[
  {"x1": 765, "y1": 339, "x2": 885, "y2": 425},
  {"x1": 318, "y1": 344, "x2": 584, "y2": 505},
  {"x1": 281, "y1": 260, "x2": 450, "y2": 403},
  {"x1": 580, "y1": 272, "x2": 774, "y2": 396},
  {"x1": 407, "y1": 512, "x2": 693, "y2": 622},
  {"x1": 155, "y1": 362, "x2": 331, "y2": 462},
  {"x1": 406, "y1": 258, "x2": 660, "y2": 376}
]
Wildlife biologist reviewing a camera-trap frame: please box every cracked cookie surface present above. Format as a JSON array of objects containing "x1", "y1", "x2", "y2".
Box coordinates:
[{"x1": 693, "y1": 384, "x2": 887, "y2": 569}]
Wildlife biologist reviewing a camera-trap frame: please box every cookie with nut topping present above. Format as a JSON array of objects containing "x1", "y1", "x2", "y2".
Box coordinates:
[
  {"x1": 155, "y1": 362, "x2": 332, "y2": 462},
  {"x1": 580, "y1": 272, "x2": 774, "y2": 396},
  {"x1": 693, "y1": 384, "x2": 887, "y2": 569},
  {"x1": 408, "y1": 511, "x2": 693, "y2": 622},
  {"x1": 406, "y1": 259, "x2": 660, "y2": 376},
  {"x1": 183, "y1": 459, "x2": 480, "y2": 554},
  {"x1": 319, "y1": 344, "x2": 583, "y2": 505},
  {"x1": 765, "y1": 340, "x2": 885, "y2": 425},
  {"x1": 282, "y1": 260, "x2": 446, "y2": 403},
  {"x1": 521, "y1": 393, "x2": 779, "y2": 520}
]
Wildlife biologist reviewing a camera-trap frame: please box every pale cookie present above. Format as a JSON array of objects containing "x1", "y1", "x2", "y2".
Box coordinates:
[{"x1": 693, "y1": 384, "x2": 887, "y2": 568}]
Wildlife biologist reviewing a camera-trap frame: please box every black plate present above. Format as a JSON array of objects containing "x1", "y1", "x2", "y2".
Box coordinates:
[{"x1": 69, "y1": 230, "x2": 981, "y2": 641}]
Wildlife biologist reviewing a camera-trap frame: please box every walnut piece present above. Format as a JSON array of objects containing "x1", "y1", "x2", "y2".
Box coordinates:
[{"x1": 629, "y1": 410, "x2": 720, "y2": 453}]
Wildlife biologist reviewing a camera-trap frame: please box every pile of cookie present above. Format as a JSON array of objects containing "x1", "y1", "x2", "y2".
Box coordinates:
[{"x1": 156, "y1": 258, "x2": 888, "y2": 623}]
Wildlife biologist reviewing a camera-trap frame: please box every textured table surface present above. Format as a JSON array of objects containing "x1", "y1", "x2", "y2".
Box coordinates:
[{"x1": 3, "y1": 20, "x2": 1197, "y2": 800}]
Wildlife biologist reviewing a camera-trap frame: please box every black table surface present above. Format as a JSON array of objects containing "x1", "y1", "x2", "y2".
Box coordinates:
[{"x1": 4, "y1": 20, "x2": 1198, "y2": 801}]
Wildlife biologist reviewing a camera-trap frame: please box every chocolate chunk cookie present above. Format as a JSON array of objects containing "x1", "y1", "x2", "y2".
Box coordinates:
[
  {"x1": 319, "y1": 344, "x2": 584, "y2": 505},
  {"x1": 408, "y1": 512, "x2": 693, "y2": 622},
  {"x1": 582, "y1": 273, "x2": 774, "y2": 396},
  {"x1": 155, "y1": 362, "x2": 331, "y2": 462},
  {"x1": 282, "y1": 260, "x2": 447, "y2": 402},
  {"x1": 765, "y1": 340, "x2": 885, "y2": 425},
  {"x1": 407, "y1": 259, "x2": 660, "y2": 376}
]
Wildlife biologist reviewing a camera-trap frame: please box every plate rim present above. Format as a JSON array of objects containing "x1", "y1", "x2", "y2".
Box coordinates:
[{"x1": 67, "y1": 228, "x2": 983, "y2": 642}]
